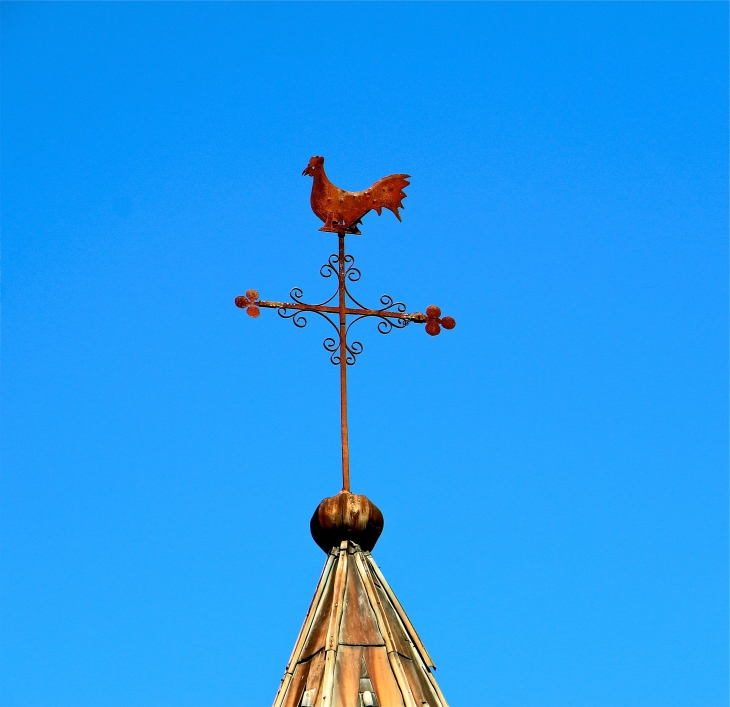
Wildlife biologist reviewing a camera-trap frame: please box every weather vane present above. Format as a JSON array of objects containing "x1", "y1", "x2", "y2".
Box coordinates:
[{"x1": 236, "y1": 156, "x2": 455, "y2": 493}]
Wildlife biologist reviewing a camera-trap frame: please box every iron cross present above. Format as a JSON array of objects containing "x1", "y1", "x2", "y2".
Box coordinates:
[{"x1": 236, "y1": 158, "x2": 455, "y2": 493}]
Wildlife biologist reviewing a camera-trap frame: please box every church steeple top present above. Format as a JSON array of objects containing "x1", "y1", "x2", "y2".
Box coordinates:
[
  {"x1": 235, "y1": 158, "x2": 453, "y2": 707},
  {"x1": 272, "y1": 540, "x2": 447, "y2": 707}
]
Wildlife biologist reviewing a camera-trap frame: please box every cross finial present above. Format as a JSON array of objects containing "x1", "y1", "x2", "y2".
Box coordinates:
[{"x1": 236, "y1": 159, "x2": 455, "y2": 493}]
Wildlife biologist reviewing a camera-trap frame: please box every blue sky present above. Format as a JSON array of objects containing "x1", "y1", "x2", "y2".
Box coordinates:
[{"x1": 1, "y1": 3, "x2": 727, "y2": 706}]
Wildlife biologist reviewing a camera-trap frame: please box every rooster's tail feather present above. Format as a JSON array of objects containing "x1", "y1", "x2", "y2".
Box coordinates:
[{"x1": 369, "y1": 174, "x2": 410, "y2": 222}]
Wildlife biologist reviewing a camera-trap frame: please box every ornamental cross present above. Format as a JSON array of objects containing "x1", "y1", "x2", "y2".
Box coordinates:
[{"x1": 236, "y1": 156, "x2": 455, "y2": 493}]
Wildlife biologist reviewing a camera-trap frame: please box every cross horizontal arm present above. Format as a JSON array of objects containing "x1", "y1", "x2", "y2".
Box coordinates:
[
  {"x1": 235, "y1": 290, "x2": 455, "y2": 336},
  {"x1": 255, "y1": 299, "x2": 428, "y2": 323}
]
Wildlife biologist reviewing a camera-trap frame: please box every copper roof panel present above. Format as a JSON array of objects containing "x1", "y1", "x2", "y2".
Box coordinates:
[
  {"x1": 365, "y1": 553, "x2": 437, "y2": 671},
  {"x1": 339, "y1": 553, "x2": 385, "y2": 647},
  {"x1": 372, "y1": 578, "x2": 412, "y2": 658},
  {"x1": 332, "y1": 645, "x2": 362, "y2": 706},
  {"x1": 271, "y1": 542, "x2": 448, "y2": 707},
  {"x1": 300, "y1": 569, "x2": 336, "y2": 661},
  {"x1": 281, "y1": 658, "x2": 310, "y2": 707},
  {"x1": 304, "y1": 650, "x2": 325, "y2": 701},
  {"x1": 363, "y1": 646, "x2": 405, "y2": 707},
  {"x1": 399, "y1": 655, "x2": 433, "y2": 706}
]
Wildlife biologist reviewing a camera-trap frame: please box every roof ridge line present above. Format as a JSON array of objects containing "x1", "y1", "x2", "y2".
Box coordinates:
[
  {"x1": 272, "y1": 552, "x2": 337, "y2": 707},
  {"x1": 353, "y1": 551, "x2": 419, "y2": 707}
]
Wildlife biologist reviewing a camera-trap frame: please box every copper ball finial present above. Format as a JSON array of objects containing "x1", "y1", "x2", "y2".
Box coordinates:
[{"x1": 310, "y1": 491, "x2": 384, "y2": 553}]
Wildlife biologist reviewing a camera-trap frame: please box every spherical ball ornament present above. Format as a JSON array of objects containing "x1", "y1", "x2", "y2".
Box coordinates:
[
  {"x1": 234, "y1": 296, "x2": 247, "y2": 308},
  {"x1": 441, "y1": 316, "x2": 456, "y2": 330},
  {"x1": 425, "y1": 320, "x2": 441, "y2": 336},
  {"x1": 426, "y1": 305, "x2": 441, "y2": 319},
  {"x1": 310, "y1": 491, "x2": 384, "y2": 553}
]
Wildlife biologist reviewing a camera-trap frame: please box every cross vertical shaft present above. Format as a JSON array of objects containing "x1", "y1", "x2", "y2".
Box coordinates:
[
  {"x1": 236, "y1": 200, "x2": 456, "y2": 494},
  {"x1": 338, "y1": 235, "x2": 350, "y2": 492}
]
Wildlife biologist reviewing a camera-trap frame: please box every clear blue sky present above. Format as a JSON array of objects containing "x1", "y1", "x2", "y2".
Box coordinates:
[{"x1": 1, "y1": 3, "x2": 727, "y2": 706}]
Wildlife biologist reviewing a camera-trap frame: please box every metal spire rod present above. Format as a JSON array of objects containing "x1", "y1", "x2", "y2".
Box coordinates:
[
  {"x1": 235, "y1": 235, "x2": 454, "y2": 493},
  {"x1": 337, "y1": 235, "x2": 350, "y2": 491}
]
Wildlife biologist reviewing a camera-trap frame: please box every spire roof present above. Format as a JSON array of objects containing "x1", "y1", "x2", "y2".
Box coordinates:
[{"x1": 272, "y1": 539, "x2": 448, "y2": 707}]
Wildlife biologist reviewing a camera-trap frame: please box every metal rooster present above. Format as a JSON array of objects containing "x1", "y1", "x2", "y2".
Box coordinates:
[{"x1": 302, "y1": 156, "x2": 410, "y2": 235}]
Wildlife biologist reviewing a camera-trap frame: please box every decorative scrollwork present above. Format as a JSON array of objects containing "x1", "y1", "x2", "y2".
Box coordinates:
[
  {"x1": 344, "y1": 282, "x2": 408, "y2": 317},
  {"x1": 323, "y1": 336, "x2": 340, "y2": 364},
  {"x1": 322, "y1": 334, "x2": 364, "y2": 365},
  {"x1": 320, "y1": 254, "x2": 339, "y2": 280},
  {"x1": 346, "y1": 340, "x2": 363, "y2": 365},
  {"x1": 290, "y1": 285, "x2": 338, "y2": 309},
  {"x1": 320, "y1": 253, "x2": 361, "y2": 284},
  {"x1": 344, "y1": 254, "x2": 361, "y2": 283},
  {"x1": 251, "y1": 248, "x2": 426, "y2": 365},
  {"x1": 377, "y1": 294, "x2": 406, "y2": 314},
  {"x1": 278, "y1": 307, "x2": 308, "y2": 328},
  {"x1": 278, "y1": 301, "x2": 340, "y2": 341},
  {"x1": 345, "y1": 311, "x2": 408, "y2": 345},
  {"x1": 376, "y1": 317, "x2": 408, "y2": 334}
]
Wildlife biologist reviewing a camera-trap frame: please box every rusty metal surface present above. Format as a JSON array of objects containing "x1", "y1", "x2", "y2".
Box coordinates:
[
  {"x1": 272, "y1": 540, "x2": 448, "y2": 707},
  {"x1": 303, "y1": 156, "x2": 409, "y2": 235}
]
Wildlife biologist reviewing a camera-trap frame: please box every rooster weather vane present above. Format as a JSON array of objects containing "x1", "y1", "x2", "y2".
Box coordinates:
[{"x1": 236, "y1": 156, "x2": 455, "y2": 493}]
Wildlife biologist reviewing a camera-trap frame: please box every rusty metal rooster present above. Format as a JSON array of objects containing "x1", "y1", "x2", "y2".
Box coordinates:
[{"x1": 302, "y1": 155, "x2": 410, "y2": 235}]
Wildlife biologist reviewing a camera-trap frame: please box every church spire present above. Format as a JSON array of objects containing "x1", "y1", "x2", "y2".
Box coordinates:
[
  {"x1": 236, "y1": 157, "x2": 453, "y2": 707},
  {"x1": 271, "y1": 538, "x2": 449, "y2": 707}
]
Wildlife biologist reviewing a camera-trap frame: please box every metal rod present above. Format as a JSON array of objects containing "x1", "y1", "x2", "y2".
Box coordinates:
[
  {"x1": 338, "y1": 235, "x2": 350, "y2": 492},
  {"x1": 254, "y1": 299, "x2": 427, "y2": 323}
]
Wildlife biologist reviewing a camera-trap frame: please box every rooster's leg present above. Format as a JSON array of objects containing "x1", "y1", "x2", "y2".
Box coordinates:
[{"x1": 318, "y1": 211, "x2": 349, "y2": 233}]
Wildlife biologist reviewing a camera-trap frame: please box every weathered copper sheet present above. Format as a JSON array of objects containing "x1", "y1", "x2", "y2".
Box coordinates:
[
  {"x1": 339, "y1": 550, "x2": 385, "y2": 647},
  {"x1": 299, "y1": 564, "x2": 337, "y2": 661},
  {"x1": 271, "y1": 541, "x2": 448, "y2": 707},
  {"x1": 305, "y1": 650, "x2": 325, "y2": 701},
  {"x1": 364, "y1": 646, "x2": 405, "y2": 707},
  {"x1": 280, "y1": 656, "x2": 310, "y2": 707},
  {"x1": 332, "y1": 645, "x2": 362, "y2": 707},
  {"x1": 365, "y1": 553, "x2": 436, "y2": 670},
  {"x1": 372, "y1": 579, "x2": 412, "y2": 658},
  {"x1": 399, "y1": 654, "x2": 434, "y2": 707}
]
